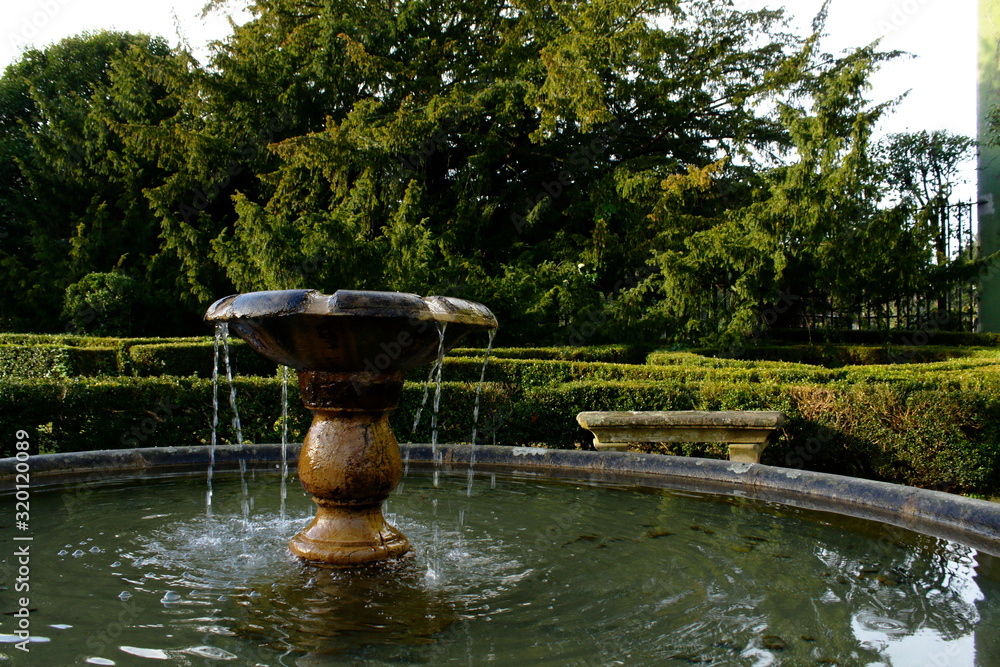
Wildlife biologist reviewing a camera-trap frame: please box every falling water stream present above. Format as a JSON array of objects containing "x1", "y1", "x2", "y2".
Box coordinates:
[
  {"x1": 412, "y1": 322, "x2": 448, "y2": 461},
  {"x1": 208, "y1": 323, "x2": 247, "y2": 516},
  {"x1": 280, "y1": 365, "x2": 290, "y2": 521},
  {"x1": 220, "y1": 323, "x2": 244, "y2": 446},
  {"x1": 207, "y1": 324, "x2": 223, "y2": 514},
  {"x1": 467, "y1": 327, "x2": 497, "y2": 495},
  {"x1": 429, "y1": 324, "x2": 448, "y2": 463}
]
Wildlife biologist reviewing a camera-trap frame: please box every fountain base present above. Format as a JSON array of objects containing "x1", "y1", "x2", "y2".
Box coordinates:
[{"x1": 289, "y1": 503, "x2": 410, "y2": 565}]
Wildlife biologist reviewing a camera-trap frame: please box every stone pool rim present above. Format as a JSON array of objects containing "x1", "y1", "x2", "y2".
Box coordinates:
[{"x1": 2, "y1": 443, "x2": 999, "y2": 557}]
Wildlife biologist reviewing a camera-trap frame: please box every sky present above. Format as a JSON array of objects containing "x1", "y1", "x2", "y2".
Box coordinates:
[
  {"x1": 758, "y1": 0, "x2": 978, "y2": 140},
  {"x1": 0, "y1": 0, "x2": 979, "y2": 179}
]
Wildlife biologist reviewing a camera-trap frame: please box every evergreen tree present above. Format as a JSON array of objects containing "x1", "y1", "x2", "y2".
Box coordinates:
[
  {"x1": 0, "y1": 32, "x2": 186, "y2": 332},
  {"x1": 631, "y1": 37, "x2": 980, "y2": 344},
  {"x1": 172, "y1": 0, "x2": 808, "y2": 342},
  {"x1": 0, "y1": 1, "x2": 981, "y2": 343}
]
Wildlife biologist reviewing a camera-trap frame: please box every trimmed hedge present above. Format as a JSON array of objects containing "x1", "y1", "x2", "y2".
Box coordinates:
[
  {"x1": 449, "y1": 344, "x2": 651, "y2": 364},
  {"x1": 0, "y1": 333, "x2": 123, "y2": 347},
  {"x1": 665, "y1": 345, "x2": 995, "y2": 368},
  {"x1": 0, "y1": 376, "x2": 304, "y2": 454},
  {"x1": 443, "y1": 356, "x2": 843, "y2": 387},
  {"x1": 646, "y1": 351, "x2": 828, "y2": 370},
  {"x1": 0, "y1": 336, "x2": 271, "y2": 378},
  {"x1": 766, "y1": 328, "x2": 1000, "y2": 347},
  {"x1": 0, "y1": 376, "x2": 506, "y2": 455},
  {"x1": 2, "y1": 335, "x2": 999, "y2": 496},
  {"x1": 110, "y1": 337, "x2": 205, "y2": 374},
  {"x1": 0, "y1": 345, "x2": 118, "y2": 378},
  {"x1": 3, "y1": 371, "x2": 1000, "y2": 495},
  {"x1": 128, "y1": 340, "x2": 276, "y2": 378},
  {"x1": 502, "y1": 379, "x2": 1000, "y2": 493},
  {"x1": 0, "y1": 334, "x2": 207, "y2": 377}
]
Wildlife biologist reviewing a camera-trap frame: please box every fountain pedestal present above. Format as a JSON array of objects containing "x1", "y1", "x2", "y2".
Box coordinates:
[
  {"x1": 204, "y1": 289, "x2": 497, "y2": 566},
  {"x1": 290, "y1": 371, "x2": 409, "y2": 565}
]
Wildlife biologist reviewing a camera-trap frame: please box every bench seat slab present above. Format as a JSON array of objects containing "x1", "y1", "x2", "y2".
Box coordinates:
[{"x1": 576, "y1": 410, "x2": 786, "y2": 463}]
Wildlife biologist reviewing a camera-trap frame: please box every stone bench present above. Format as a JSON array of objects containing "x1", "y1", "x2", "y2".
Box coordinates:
[{"x1": 575, "y1": 410, "x2": 786, "y2": 464}]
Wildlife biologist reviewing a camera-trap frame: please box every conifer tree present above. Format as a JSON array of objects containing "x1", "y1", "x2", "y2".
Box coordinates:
[
  {"x1": 0, "y1": 1, "x2": 980, "y2": 342},
  {"x1": 0, "y1": 32, "x2": 181, "y2": 332}
]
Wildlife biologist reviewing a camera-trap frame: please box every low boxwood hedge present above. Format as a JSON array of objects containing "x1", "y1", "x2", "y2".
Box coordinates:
[
  {"x1": 449, "y1": 344, "x2": 650, "y2": 364},
  {"x1": 766, "y1": 328, "x2": 1000, "y2": 347},
  {"x1": 443, "y1": 356, "x2": 843, "y2": 387},
  {"x1": 0, "y1": 345, "x2": 118, "y2": 378},
  {"x1": 0, "y1": 336, "x2": 274, "y2": 378},
  {"x1": 3, "y1": 370, "x2": 999, "y2": 495},
  {"x1": 0, "y1": 335, "x2": 207, "y2": 377},
  {"x1": 669, "y1": 344, "x2": 993, "y2": 368},
  {"x1": 502, "y1": 379, "x2": 1000, "y2": 493},
  {"x1": 2, "y1": 335, "x2": 999, "y2": 496},
  {"x1": 0, "y1": 376, "x2": 508, "y2": 455},
  {"x1": 0, "y1": 333, "x2": 121, "y2": 347},
  {"x1": 128, "y1": 340, "x2": 276, "y2": 378}
]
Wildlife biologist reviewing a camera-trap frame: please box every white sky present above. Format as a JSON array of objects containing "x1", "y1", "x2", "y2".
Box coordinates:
[
  {"x1": 0, "y1": 0, "x2": 978, "y2": 156},
  {"x1": 760, "y1": 0, "x2": 977, "y2": 140}
]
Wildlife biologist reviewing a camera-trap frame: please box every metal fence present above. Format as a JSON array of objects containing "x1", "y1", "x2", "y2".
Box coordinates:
[{"x1": 801, "y1": 200, "x2": 980, "y2": 332}]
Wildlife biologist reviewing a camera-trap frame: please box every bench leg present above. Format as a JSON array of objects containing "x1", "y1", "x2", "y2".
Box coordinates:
[
  {"x1": 728, "y1": 443, "x2": 766, "y2": 464},
  {"x1": 591, "y1": 437, "x2": 630, "y2": 452}
]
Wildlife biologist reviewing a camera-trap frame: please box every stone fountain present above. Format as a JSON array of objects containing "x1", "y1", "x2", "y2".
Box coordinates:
[{"x1": 204, "y1": 289, "x2": 497, "y2": 566}]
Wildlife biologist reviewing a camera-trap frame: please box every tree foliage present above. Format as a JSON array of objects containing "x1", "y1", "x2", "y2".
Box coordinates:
[
  {"x1": 0, "y1": 31, "x2": 191, "y2": 333},
  {"x1": 0, "y1": 1, "x2": 980, "y2": 344},
  {"x1": 62, "y1": 271, "x2": 145, "y2": 336}
]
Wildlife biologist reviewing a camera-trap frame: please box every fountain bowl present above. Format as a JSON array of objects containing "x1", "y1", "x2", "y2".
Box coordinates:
[{"x1": 204, "y1": 289, "x2": 497, "y2": 373}]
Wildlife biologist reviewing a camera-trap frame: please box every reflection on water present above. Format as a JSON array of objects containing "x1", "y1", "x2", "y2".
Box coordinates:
[{"x1": 0, "y1": 469, "x2": 997, "y2": 665}]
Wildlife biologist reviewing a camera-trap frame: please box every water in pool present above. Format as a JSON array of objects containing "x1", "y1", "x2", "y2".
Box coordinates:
[{"x1": 1, "y1": 467, "x2": 998, "y2": 665}]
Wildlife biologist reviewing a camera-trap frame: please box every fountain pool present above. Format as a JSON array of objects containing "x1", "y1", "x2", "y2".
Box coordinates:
[{"x1": 2, "y1": 444, "x2": 999, "y2": 665}]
